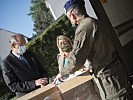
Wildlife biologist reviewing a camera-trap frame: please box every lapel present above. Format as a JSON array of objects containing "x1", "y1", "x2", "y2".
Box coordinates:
[{"x1": 9, "y1": 51, "x2": 31, "y2": 71}]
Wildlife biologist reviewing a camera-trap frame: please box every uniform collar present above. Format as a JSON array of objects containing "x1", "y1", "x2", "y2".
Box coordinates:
[{"x1": 78, "y1": 15, "x2": 89, "y2": 25}]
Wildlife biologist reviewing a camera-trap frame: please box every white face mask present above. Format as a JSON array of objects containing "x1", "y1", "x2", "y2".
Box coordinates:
[{"x1": 19, "y1": 46, "x2": 26, "y2": 55}]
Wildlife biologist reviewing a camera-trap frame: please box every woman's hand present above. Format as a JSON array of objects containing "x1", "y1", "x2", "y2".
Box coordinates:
[{"x1": 53, "y1": 73, "x2": 63, "y2": 84}]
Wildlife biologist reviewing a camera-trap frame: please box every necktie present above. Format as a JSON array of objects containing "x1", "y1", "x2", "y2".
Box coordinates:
[{"x1": 19, "y1": 56, "x2": 30, "y2": 69}]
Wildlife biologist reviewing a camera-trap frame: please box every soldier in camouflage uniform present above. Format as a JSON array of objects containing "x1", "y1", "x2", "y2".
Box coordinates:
[{"x1": 54, "y1": 0, "x2": 133, "y2": 100}]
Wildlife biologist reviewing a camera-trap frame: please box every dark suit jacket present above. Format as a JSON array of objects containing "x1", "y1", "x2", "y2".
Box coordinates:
[{"x1": 2, "y1": 50, "x2": 48, "y2": 97}]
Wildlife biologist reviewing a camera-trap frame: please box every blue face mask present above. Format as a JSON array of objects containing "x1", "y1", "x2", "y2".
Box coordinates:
[{"x1": 19, "y1": 46, "x2": 26, "y2": 55}]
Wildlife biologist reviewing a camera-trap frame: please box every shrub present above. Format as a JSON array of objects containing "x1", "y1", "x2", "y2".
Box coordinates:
[{"x1": 27, "y1": 15, "x2": 74, "y2": 77}]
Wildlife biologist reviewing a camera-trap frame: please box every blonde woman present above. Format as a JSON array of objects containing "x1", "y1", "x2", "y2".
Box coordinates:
[
  {"x1": 54, "y1": 35, "x2": 91, "y2": 84},
  {"x1": 54, "y1": 35, "x2": 74, "y2": 84}
]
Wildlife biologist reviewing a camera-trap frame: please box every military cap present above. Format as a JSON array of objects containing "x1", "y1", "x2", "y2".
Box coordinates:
[{"x1": 64, "y1": 0, "x2": 85, "y2": 13}]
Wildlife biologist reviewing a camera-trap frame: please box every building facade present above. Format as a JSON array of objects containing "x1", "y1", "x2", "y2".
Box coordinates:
[
  {"x1": 45, "y1": 0, "x2": 97, "y2": 20},
  {"x1": 0, "y1": 29, "x2": 15, "y2": 60}
]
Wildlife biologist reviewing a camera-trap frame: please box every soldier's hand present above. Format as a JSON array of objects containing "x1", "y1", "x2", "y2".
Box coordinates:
[{"x1": 83, "y1": 68, "x2": 93, "y2": 75}]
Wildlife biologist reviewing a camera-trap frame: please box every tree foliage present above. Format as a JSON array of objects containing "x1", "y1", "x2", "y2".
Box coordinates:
[
  {"x1": 29, "y1": 0, "x2": 54, "y2": 35},
  {"x1": 26, "y1": 15, "x2": 74, "y2": 77}
]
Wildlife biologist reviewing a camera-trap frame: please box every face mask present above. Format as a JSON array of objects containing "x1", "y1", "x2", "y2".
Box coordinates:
[{"x1": 19, "y1": 46, "x2": 26, "y2": 55}]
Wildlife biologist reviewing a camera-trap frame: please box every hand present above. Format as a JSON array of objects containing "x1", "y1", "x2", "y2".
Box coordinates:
[
  {"x1": 82, "y1": 68, "x2": 93, "y2": 75},
  {"x1": 35, "y1": 77, "x2": 48, "y2": 87},
  {"x1": 53, "y1": 73, "x2": 63, "y2": 84},
  {"x1": 82, "y1": 67, "x2": 90, "y2": 72}
]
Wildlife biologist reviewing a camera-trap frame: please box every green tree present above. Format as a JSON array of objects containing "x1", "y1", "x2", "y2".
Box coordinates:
[{"x1": 29, "y1": 0, "x2": 54, "y2": 35}]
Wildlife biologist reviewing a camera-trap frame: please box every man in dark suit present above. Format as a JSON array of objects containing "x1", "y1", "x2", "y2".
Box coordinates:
[{"x1": 1, "y1": 34, "x2": 49, "y2": 98}]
